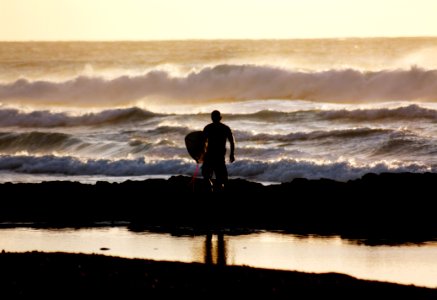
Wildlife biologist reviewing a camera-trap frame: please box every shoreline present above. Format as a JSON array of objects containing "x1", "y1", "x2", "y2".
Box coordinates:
[
  {"x1": 1, "y1": 251, "x2": 435, "y2": 297},
  {"x1": 2, "y1": 173, "x2": 437, "y2": 296},
  {"x1": 1, "y1": 172, "x2": 436, "y2": 242}
]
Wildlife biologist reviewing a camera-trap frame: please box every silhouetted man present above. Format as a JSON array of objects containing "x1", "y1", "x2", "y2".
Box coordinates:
[{"x1": 202, "y1": 110, "x2": 235, "y2": 192}]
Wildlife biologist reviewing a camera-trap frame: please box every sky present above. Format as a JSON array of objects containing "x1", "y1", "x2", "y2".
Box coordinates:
[{"x1": 1, "y1": 0, "x2": 437, "y2": 41}]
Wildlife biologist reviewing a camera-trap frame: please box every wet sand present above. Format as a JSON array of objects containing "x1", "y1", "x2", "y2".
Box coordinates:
[{"x1": 1, "y1": 251, "x2": 435, "y2": 298}]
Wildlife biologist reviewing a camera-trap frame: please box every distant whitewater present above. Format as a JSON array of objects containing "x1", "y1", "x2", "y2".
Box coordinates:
[{"x1": 1, "y1": 38, "x2": 437, "y2": 183}]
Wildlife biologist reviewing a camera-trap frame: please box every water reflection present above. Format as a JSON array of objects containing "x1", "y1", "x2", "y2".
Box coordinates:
[
  {"x1": 204, "y1": 232, "x2": 227, "y2": 266},
  {"x1": 0, "y1": 227, "x2": 436, "y2": 287}
]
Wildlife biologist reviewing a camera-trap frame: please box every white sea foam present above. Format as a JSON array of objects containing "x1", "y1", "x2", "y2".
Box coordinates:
[
  {"x1": 1, "y1": 66, "x2": 437, "y2": 106},
  {"x1": 0, "y1": 155, "x2": 433, "y2": 183}
]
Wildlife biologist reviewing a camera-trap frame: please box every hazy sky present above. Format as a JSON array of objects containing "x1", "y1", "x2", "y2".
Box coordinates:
[{"x1": 1, "y1": 0, "x2": 437, "y2": 40}]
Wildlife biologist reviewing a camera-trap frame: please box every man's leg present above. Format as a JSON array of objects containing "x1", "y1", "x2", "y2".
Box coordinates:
[
  {"x1": 201, "y1": 160, "x2": 213, "y2": 192},
  {"x1": 213, "y1": 160, "x2": 228, "y2": 192}
]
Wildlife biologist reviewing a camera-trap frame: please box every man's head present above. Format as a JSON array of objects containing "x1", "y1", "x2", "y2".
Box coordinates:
[{"x1": 211, "y1": 110, "x2": 222, "y2": 123}]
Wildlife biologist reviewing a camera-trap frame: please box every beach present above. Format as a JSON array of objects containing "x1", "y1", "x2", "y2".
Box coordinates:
[
  {"x1": 2, "y1": 169, "x2": 437, "y2": 296},
  {"x1": 1, "y1": 251, "x2": 436, "y2": 298},
  {"x1": 1, "y1": 39, "x2": 437, "y2": 297}
]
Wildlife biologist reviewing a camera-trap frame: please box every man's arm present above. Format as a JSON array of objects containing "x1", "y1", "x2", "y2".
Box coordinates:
[{"x1": 228, "y1": 128, "x2": 235, "y2": 163}]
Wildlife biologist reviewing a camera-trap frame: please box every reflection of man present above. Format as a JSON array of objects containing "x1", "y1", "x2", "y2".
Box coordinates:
[
  {"x1": 204, "y1": 233, "x2": 227, "y2": 266},
  {"x1": 202, "y1": 110, "x2": 235, "y2": 192}
]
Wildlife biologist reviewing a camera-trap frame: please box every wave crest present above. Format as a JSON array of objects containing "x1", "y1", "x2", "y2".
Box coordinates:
[
  {"x1": 0, "y1": 132, "x2": 78, "y2": 152},
  {"x1": 1, "y1": 65, "x2": 437, "y2": 105},
  {"x1": 0, "y1": 107, "x2": 160, "y2": 127},
  {"x1": 238, "y1": 127, "x2": 393, "y2": 142},
  {"x1": 228, "y1": 104, "x2": 437, "y2": 123},
  {"x1": 320, "y1": 104, "x2": 437, "y2": 121}
]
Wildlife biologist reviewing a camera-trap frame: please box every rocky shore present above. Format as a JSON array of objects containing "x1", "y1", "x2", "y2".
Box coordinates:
[{"x1": 1, "y1": 172, "x2": 436, "y2": 242}]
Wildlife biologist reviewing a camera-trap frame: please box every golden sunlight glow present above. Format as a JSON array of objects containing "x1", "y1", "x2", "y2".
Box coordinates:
[{"x1": 1, "y1": 0, "x2": 437, "y2": 41}]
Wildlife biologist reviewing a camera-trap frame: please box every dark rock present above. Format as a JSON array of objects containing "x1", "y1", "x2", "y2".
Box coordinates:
[{"x1": 0, "y1": 173, "x2": 436, "y2": 242}]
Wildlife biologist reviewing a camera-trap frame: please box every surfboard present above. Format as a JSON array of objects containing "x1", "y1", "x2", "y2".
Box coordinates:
[{"x1": 185, "y1": 131, "x2": 207, "y2": 163}]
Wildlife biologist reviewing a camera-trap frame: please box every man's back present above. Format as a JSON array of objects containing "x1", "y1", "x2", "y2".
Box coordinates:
[{"x1": 203, "y1": 122, "x2": 233, "y2": 158}]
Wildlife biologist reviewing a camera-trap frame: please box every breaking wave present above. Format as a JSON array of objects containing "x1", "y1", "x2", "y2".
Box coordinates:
[
  {"x1": 237, "y1": 127, "x2": 394, "y2": 142},
  {"x1": 319, "y1": 104, "x2": 437, "y2": 121},
  {"x1": 0, "y1": 155, "x2": 433, "y2": 182},
  {"x1": 2, "y1": 104, "x2": 437, "y2": 128},
  {"x1": 1, "y1": 65, "x2": 437, "y2": 105},
  {"x1": 0, "y1": 107, "x2": 161, "y2": 127},
  {"x1": 0, "y1": 132, "x2": 79, "y2": 152}
]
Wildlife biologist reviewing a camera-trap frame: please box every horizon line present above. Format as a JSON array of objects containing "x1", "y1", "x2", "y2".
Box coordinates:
[{"x1": 1, "y1": 35, "x2": 437, "y2": 43}]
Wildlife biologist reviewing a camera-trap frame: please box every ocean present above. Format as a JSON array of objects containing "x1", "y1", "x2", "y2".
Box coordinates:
[{"x1": 1, "y1": 38, "x2": 437, "y2": 184}]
